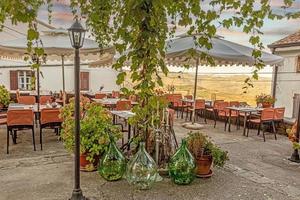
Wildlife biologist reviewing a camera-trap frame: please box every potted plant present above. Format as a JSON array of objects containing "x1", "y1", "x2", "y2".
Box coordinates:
[
  {"x1": 60, "y1": 98, "x2": 122, "y2": 171},
  {"x1": 0, "y1": 85, "x2": 10, "y2": 109},
  {"x1": 186, "y1": 132, "x2": 228, "y2": 176},
  {"x1": 256, "y1": 94, "x2": 276, "y2": 108},
  {"x1": 287, "y1": 122, "x2": 300, "y2": 150}
]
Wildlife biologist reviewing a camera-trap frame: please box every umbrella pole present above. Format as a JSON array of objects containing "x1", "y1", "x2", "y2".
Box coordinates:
[
  {"x1": 61, "y1": 55, "x2": 66, "y2": 105},
  {"x1": 191, "y1": 58, "x2": 199, "y2": 124},
  {"x1": 37, "y1": 67, "x2": 40, "y2": 112}
]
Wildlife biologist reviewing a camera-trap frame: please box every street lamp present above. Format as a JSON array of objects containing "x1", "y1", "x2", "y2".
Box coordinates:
[{"x1": 68, "y1": 18, "x2": 87, "y2": 200}]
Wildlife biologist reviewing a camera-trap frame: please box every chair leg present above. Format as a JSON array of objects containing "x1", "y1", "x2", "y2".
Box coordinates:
[
  {"x1": 204, "y1": 109, "x2": 207, "y2": 124},
  {"x1": 246, "y1": 121, "x2": 250, "y2": 137},
  {"x1": 7, "y1": 128, "x2": 9, "y2": 154},
  {"x1": 40, "y1": 127, "x2": 43, "y2": 150},
  {"x1": 224, "y1": 117, "x2": 228, "y2": 131},
  {"x1": 262, "y1": 127, "x2": 266, "y2": 142},
  {"x1": 272, "y1": 121, "x2": 277, "y2": 140},
  {"x1": 257, "y1": 123, "x2": 261, "y2": 135},
  {"x1": 32, "y1": 128, "x2": 36, "y2": 151},
  {"x1": 213, "y1": 111, "x2": 217, "y2": 128}
]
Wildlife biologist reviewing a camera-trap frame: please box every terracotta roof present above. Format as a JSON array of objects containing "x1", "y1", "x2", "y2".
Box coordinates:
[{"x1": 268, "y1": 29, "x2": 300, "y2": 48}]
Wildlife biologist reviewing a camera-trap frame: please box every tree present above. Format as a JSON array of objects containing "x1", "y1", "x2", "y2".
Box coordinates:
[{"x1": 1, "y1": 0, "x2": 299, "y2": 144}]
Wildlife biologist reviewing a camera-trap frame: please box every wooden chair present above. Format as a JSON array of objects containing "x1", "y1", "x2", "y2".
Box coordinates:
[
  {"x1": 7, "y1": 109, "x2": 35, "y2": 154},
  {"x1": 206, "y1": 100, "x2": 224, "y2": 128},
  {"x1": 247, "y1": 108, "x2": 276, "y2": 142},
  {"x1": 116, "y1": 100, "x2": 132, "y2": 111},
  {"x1": 18, "y1": 96, "x2": 36, "y2": 105},
  {"x1": 40, "y1": 108, "x2": 62, "y2": 150},
  {"x1": 186, "y1": 99, "x2": 206, "y2": 123},
  {"x1": 40, "y1": 95, "x2": 53, "y2": 105},
  {"x1": 95, "y1": 93, "x2": 107, "y2": 99},
  {"x1": 112, "y1": 91, "x2": 120, "y2": 98}
]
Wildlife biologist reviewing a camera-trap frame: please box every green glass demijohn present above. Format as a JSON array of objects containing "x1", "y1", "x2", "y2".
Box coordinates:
[
  {"x1": 126, "y1": 142, "x2": 158, "y2": 190},
  {"x1": 98, "y1": 137, "x2": 126, "y2": 181},
  {"x1": 168, "y1": 139, "x2": 196, "y2": 185}
]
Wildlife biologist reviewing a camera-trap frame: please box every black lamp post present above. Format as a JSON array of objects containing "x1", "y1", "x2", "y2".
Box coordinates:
[{"x1": 68, "y1": 18, "x2": 87, "y2": 200}]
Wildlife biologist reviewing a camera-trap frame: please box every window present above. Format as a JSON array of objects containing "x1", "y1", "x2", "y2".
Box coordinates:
[
  {"x1": 297, "y1": 56, "x2": 300, "y2": 73},
  {"x1": 18, "y1": 71, "x2": 33, "y2": 90}
]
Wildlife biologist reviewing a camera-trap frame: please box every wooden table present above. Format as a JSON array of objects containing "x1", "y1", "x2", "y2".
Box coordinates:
[
  {"x1": 92, "y1": 98, "x2": 138, "y2": 108},
  {"x1": 110, "y1": 110, "x2": 135, "y2": 150},
  {"x1": 226, "y1": 106, "x2": 262, "y2": 135},
  {"x1": 8, "y1": 103, "x2": 61, "y2": 112}
]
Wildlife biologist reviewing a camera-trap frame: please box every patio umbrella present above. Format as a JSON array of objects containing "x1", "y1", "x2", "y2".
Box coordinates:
[
  {"x1": 165, "y1": 34, "x2": 284, "y2": 129},
  {"x1": 0, "y1": 28, "x2": 114, "y2": 107},
  {"x1": 88, "y1": 33, "x2": 284, "y2": 129}
]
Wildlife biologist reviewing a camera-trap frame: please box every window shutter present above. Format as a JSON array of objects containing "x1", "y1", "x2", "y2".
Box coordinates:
[
  {"x1": 10, "y1": 70, "x2": 18, "y2": 90},
  {"x1": 80, "y1": 72, "x2": 89, "y2": 91}
]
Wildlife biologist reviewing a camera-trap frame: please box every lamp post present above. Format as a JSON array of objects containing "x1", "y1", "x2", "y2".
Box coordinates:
[{"x1": 68, "y1": 18, "x2": 87, "y2": 200}]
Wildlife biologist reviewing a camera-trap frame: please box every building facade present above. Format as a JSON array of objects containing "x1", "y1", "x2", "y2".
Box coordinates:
[
  {"x1": 0, "y1": 60, "x2": 119, "y2": 94},
  {"x1": 269, "y1": 30, "x2": 300, "y2": 119}
]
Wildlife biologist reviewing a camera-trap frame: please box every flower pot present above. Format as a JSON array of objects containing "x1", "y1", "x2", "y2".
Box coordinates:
[
  {"x1": 195, "y1": 155, "x2": 213, "y2": 175},
  {"x1": 80, "y1": 153, "x2": 99, "y2": 172},
  {"x1": 262, "y1": 102, "x2": 272, "y2": 108}
]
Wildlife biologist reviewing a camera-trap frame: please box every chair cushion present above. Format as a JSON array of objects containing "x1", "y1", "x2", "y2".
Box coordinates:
[{"x1": 249, "y1": 118, "x2": 261, "y2": 124}]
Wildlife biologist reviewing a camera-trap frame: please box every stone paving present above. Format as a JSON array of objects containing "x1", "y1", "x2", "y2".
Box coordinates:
[{"x1": 0, "y1": 118, "x2": 300, "y2": 200}]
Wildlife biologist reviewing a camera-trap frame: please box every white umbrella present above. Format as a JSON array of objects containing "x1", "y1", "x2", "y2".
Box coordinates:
[
  {"x1": 165, "y1": 34, "x2": 283, "y2": 129},
  {"x1": 0, "y1": 28, "x2": 114, "y2": 106}
]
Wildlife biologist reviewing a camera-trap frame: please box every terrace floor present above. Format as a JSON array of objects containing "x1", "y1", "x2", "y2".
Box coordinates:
[{"x1": 0, "y1": 118, "x2": 300, "y2": 200}]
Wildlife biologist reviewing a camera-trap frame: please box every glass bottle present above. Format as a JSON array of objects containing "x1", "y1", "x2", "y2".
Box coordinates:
[
  {"x1": 98, "y1": 138, "x2": 126, "y2": 181},
  {"x1": 126, "y1": 142, "x2": 158, "y2": 190},
  {"x1": 168, "y1": 139, "x2": 196, "y2": 185}
]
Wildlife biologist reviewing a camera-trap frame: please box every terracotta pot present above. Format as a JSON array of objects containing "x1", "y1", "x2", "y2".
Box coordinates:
[
  {"x1": 80, "y1": 153, "x2": 100, "y2": 172},
  {"x1": 262, "y1": 102, "x2": 272, "y2": 108},
  {"x1": 195, "y1": 155, "x2": 213, "y2": 175}
]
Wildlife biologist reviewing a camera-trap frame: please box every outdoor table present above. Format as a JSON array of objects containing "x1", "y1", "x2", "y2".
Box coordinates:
[
  {"x1": 226, "y1": 106, "x2": 262, "y2": 135},
  {"x1": 110, "y1": 110, "x2": 135, "y2": 150},
  {"x1": 8, "y1": 103, "x2": 61, "y2": 112},
  {"x1": 91, "y1": 98, "x2": 138, "y2": 109}
]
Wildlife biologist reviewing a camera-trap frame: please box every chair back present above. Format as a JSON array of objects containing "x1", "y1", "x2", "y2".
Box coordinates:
[
  {"x1": 184, "y1": 95, "x2": 193, "y2": 100},
  {"x1": 95, "y1": 93, "x2": 107, "y2": 99},
  {"x1": 195, "y1": 99, "x2": 206, "y2": 109},
  {"x1": 217, "y1": 102, "x2": 229, "y2": 116},
  {"x1": 18, "y1": 96, "x2": 36, "y2": 105},
  {"x1": 274, "y1": 107, "x2": 285, "y2": 120},
  {"x1": 230, "y1": 101, "x2": 240, "y2": 107},
  {"x1": 112, "y1": 91, "x2": 120, "y2": 98},
  {"x1": 40, "y1": 108, "x2": 62, "y2": 125},
  {"x1": 261, "y1": 108, "x2": 275, "y2": 121},
  {"x1": 116, "y1": 100, "x2": 132, "y2": 111},
  {"x1": 7, "y1": 109, "x2": 34, "y2": 126},
  {"x1": 40, "y1": 95, "x2": 53, "y2": 105},
  {"x1": 213, "y1": 100, "x2": 224, "y2": 110}
]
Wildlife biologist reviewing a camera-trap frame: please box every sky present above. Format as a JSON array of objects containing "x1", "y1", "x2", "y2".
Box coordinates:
[
  {"x1": 34, "y1": 0, "x2": 300, "y2": 76},
  {"x1": 37, "y1": 0, "x2": 300, "y2": 49}
]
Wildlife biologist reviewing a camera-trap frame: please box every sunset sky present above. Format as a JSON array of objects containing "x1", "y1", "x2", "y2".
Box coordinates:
[{"x1": 37, "y1": 0, "x2": 300, "y2": 48}]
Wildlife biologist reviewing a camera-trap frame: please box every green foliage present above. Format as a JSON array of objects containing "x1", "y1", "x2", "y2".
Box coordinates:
[
  {"x1": 60, "y1": 98, "x2": 122, "y2": 163},
  {"x1": 0, "y1": 85, "x2": 10, "y2": 107},
  {"x1": 255, "y1": 93, "x2": 276, "y2": 104},
  {"x1": 186, "y1": 132, "x2": 229, "y2": 168}
]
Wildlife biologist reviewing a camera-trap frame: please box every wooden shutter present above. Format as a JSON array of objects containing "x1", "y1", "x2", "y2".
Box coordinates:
[
  {"x1": 80, "y1": 72, "x2": 89, "y2": 91},
  {"x1": 10, "y1": 70, "x2": 18, "y2": 90}
]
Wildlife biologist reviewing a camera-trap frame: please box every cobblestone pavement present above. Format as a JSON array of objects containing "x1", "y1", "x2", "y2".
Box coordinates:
[{"x1": 0, "y1": 118, "x2": 299, "y2": 200}]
